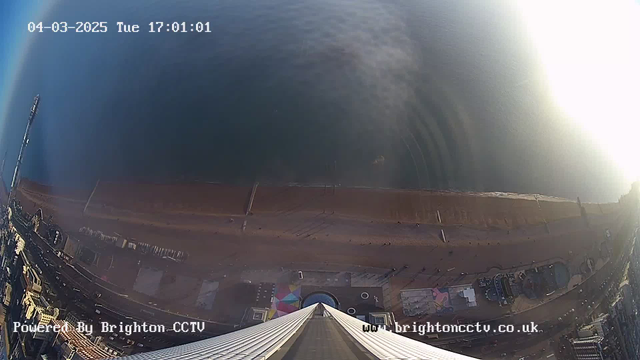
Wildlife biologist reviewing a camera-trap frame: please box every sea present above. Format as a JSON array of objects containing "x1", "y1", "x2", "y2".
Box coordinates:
[{"x1": 0, "y1": 0, "x2": 629, "y2": 202}]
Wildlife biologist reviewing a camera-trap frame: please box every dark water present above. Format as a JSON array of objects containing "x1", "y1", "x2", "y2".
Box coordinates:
[{"x1": 0, "y1": 0, "x2": 629, "y2": 202}]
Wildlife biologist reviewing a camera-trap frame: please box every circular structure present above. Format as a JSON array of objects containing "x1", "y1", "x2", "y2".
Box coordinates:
[
  {"x1": 302, "y1": 291, "x2": 339, "y2": 309},
  {"x1": 360, "y1": 292, "x2": 370, "y2": 300},
  {"x1": 347, "y1": 308, "x2": 356, "y2": 315},
  {"x1": 552, "y1": 263, "x2": 570, "y2": 287}
]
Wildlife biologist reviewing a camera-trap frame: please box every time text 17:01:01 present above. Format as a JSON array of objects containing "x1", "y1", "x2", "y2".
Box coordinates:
[
  {"x1": 148, "y1": 22, "x2": 211, "y2": 33},
  {"x1": 27, "y1": 21, "x2": 212, "y2": 33}
]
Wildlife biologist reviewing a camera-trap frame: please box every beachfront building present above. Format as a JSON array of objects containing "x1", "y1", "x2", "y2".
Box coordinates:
[
  {"x1": 21, "y1": 291, "x2": 60, "y2": 340},
  {"x1": 50, "y1": 320, "x2": 115, "y2": 359}
]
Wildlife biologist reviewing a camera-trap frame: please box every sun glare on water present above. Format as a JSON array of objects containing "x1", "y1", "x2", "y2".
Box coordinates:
[{"x1": 517, "y1": 1, "x2": 640, "y2": 183}]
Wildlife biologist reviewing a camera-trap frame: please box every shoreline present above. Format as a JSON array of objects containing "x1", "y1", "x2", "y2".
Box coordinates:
[{"x1": 19, "y1": 177, "x2": 577, "y2": 202}]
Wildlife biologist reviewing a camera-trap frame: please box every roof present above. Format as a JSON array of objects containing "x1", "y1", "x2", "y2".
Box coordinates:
[
  {"x1": 325, "y1": 305, "x2": 477, "y2": 360},
  {"x1": 273, "y1": 305, "x2": 373, "y2": 360},
  {"x1": 121, "y1": 304, "x2": 477, "y2": 360},
  {"x1": 122, "y1": 303, "x2": 317, "y2": 360},
  {"x1": 75, "y1": 346, "x2": 115, "y2": 359},
  {"x1": 23, "y1": 291, "x2": 56, "y2": 318},
  {"x1": 51, "y1": 320, "x2": 113, "y2": 359},
  {"x1": 571, "y1": 335, "x2": 604, "y2": 345},
  {"x1": 462, "y1": 289, "x2": 477, "y2": 306}
]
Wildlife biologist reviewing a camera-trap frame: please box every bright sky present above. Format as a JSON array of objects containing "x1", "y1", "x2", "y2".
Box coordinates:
[{"x1": 517, "y1": 0, "x2": 640, "y2": 183}]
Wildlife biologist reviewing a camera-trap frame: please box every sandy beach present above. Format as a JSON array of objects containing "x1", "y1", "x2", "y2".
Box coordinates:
[{"x1": 17, "y1": 179, "x2": 619, "y2": 232}]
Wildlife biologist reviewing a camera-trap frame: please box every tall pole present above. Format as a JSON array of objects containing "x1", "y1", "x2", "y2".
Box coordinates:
[
  {"x1": 83, "y1": 179, "x2": 100, "y2": 215},
  {"x1": 9, "y1": 94, "x2": 40, "y2": 200}
]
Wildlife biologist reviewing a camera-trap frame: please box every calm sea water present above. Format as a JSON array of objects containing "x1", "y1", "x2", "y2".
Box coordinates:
[{"x1": 0, "y1": 0, "x2": 628, "y2": 202}]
